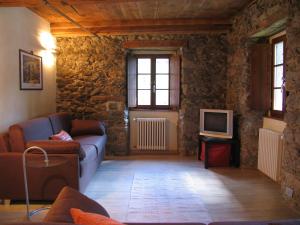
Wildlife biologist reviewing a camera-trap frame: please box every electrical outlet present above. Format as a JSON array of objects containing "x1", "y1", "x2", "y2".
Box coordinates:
[{"x1": 285, "y1": 187, "x2": 294, "y2": 198}]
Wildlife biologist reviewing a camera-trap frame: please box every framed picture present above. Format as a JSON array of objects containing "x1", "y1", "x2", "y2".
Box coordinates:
[{"x1": 19, "y1": 49, "x2": 43, "y2": 90}]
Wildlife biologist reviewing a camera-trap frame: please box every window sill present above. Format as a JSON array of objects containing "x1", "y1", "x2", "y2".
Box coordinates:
[
  {"x1": 264, "y1": 115, "x2": 284, "y2": 121},
  {"x1": 269, "y1": 110, "x2": 284, "y2": 120}
]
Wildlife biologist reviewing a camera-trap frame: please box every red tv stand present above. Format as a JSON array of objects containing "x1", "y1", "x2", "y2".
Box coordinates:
[{"x1": 198, "y1": 134, "x2": 240, "y2": 169}]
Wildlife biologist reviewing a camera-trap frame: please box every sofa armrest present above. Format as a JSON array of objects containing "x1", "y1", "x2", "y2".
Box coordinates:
[{"x1": 27, "y1": 140, "x2": 85, "y2": 160}]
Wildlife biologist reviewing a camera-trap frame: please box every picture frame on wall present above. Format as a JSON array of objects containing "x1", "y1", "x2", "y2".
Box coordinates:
[{"x1": 19, "y1": 49, "x2": 43, "y2": 90}]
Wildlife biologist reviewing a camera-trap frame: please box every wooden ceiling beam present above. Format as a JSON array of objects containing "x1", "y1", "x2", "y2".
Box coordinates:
[
  {"x1": 51, "y1": 24, "x2": 230, "y2": 36},
  {"x1": 50, "y1": 18, "x2": 231, "y2": 35},
  {"x1": 52, "y1": 29, "x2": 229, "y2": 36},
  {"x1": 0, "y1": 0, "x2": 148, "y2": 7},
  {"x1": 63, "y1": 0, "x2": 149, "y2": 4},
  {"x1": 51, "y1": 18, "x2": 231, "y2": 28}
]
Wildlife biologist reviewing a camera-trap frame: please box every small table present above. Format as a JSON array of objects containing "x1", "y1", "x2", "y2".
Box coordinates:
[{"x1": 198, "y1": 134, "x2": 240, "y2": 169}]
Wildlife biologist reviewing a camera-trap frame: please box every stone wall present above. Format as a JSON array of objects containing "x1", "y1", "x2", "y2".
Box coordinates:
[
  {"x1": 282, "y1": 0, "x2": 300, "y2": 212},
  {"x1": 227, "y1": 0, "x2": 300, "y2": 212},
  {"x1": 55, "y1": 0, "x2": 300, "y2": 211},
  {"x1": 179, "y1": 35, "x2": 227, "y2": 154},
  {"x1": 56, "y1": 34, "x2": 228, "y2": 155},
  {"x1": 56, "y1": 36, "x2": 128, "y2": 154},
  {"x1": 227, "y1": 0, "x2": 289, "y2": 167}
]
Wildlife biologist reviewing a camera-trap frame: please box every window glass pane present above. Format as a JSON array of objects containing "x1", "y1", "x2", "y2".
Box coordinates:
[
  {"x1": 156, "y1": 90, "x2": 169, "y2": 105},
  {"x1": 156, "y1": 75, "x2": 169, "y2": 89},
  {"x1": 138, "y1": 90, "x2": 151, "y2": 105},
  {"x1": 156, "y1": 58, "x2": 169, "y2": 73},
  {"x1": 274, "y1": 66, "x2": 283, "y2": 88},
  {"x1": 273, "y1": 89, "x2": 283, "y2": 111},
  {"x1": 138, "y1": 75, "x2": 151, "y2": 89},
  {"x1": 138, "y1": 58, "x2": 151, "y2": 74},
  {"x1": 274, "y1": 41, "x2": 283, "y2": 65}
]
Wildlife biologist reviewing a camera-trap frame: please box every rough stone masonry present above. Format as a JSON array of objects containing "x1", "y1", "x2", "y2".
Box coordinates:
[
  {"x1": 56, "y1": 0, "x2": 300, "y2": 212},
  {"x1": 227, "y1": 0, "x2": 300, "y2": 212},
  {"x1": 56, "y1": 34, "x2": 228, "y2": 156}
]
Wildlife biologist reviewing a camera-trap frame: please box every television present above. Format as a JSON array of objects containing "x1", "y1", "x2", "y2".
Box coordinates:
[{"x1": 199, "y1": 109, "x2": 233, "y2": 139}]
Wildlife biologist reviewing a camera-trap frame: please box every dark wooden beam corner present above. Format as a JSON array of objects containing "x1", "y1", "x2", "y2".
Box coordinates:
[
  {"x1": 123, "y1": 40, "x2": 188, "y2": 49},
  {"x1": 91, "y1": 95, "x2": 124, "y2": 102},
  {"x1": 0, "y1": 0, "x2": 41, "y2": 7}
]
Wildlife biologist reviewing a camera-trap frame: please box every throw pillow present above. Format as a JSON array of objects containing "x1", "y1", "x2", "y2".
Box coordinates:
[
  {"x1": 50, "y1": 130, "x2": 73, "y2": 141},
  {"x1": 70, "y1": 208, "x2": 124, "y2": 225},
  {"x1": 71, "y1": 119, "x2": 104, "y2": 136}
]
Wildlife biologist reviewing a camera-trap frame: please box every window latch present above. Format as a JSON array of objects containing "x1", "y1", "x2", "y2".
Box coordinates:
[{"x1": 153, "y1": 84, "x2": 156, "y2": 93}]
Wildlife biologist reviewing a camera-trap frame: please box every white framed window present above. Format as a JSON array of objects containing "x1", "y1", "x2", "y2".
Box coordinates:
[{"x1": 271, "y1": 35, "x2": 286, "y2": 117}]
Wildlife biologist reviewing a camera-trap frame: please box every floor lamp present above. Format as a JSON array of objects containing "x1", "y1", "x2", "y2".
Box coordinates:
[{"x1": 22, "y1": 146, "x2": 49, "y2": 220}]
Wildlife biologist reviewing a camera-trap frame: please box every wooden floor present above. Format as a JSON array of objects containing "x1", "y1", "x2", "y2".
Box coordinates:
[{"x1": 0, "y1": 155, "x2": 299, "y2": 223}]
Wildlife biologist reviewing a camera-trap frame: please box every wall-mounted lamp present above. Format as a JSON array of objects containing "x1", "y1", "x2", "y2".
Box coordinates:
[
  {"x1": 39, "y1": 31, "x2": 56, "y2": 50},
  {"x1": 38, "y1": 31, "x2": 56, "y2": 67}
]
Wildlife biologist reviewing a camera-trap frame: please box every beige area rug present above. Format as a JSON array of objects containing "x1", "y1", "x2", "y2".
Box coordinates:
[
  {"x1": 85, "y1": 162, "x2": 211, "y2": 223},
  {"x1": 127, "y1": 173, "x2": 211, "y2": 223}
]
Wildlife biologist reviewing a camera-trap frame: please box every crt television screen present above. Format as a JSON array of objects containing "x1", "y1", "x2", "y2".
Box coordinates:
[{"x1": 204, "y1": 112, "x2": 227, "y2": 133}]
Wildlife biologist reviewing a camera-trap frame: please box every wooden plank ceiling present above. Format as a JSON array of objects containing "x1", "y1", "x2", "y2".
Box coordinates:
[{"x1": 0, "y1": 0, "x2": 252, "y2": 36}]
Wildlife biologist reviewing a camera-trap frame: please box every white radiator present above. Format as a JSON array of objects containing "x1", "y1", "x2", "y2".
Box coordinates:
[
  {"x1": 136, "y1": 118, "x2": 166, "y2": 151},
  {"x1": 258, "y1": 128, "x2": 284, "y2": 181}
]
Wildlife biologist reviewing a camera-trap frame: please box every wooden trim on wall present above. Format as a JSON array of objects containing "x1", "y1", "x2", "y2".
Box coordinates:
[
  {"x1": 123, "y1": 40, "x2": 188, "y2": 49},
  {"x1": 249, "y1": 43, "x2": 271, "y2": 111}
]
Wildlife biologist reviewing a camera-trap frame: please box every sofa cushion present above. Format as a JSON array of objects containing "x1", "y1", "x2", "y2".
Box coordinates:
[
  {"x1": 51, "y1": 130, "x2": 73, "y2": 141},
  {"x1": 73, "y1": 135, "x2": 107, "y2": 155},
  {"x1": 9, "y1": 117, "x2": 54, "y2": 152},
  {"x1": 70, "y1": 208, "x2": 124, "y2": 225},
  {"x1": 44, "y1": 186, "x2": 110, "y2": 223},
  {"x1": 49, "y1": 112, "x2": 73, "y2": 134},
  {"x1": 71, "y1": 120, "x2": 104, "y2": 137}
]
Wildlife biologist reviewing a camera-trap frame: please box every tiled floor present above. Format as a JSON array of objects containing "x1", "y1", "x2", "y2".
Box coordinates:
[{"x1": 0, "y1": 155, "x2": 299, "y2": 223}]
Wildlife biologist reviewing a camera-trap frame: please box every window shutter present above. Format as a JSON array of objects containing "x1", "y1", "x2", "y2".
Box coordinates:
[
  {"x1": 249, "y1": 43, "x2": 271, "y2": 111},
  {"x1": 169, "y1": 54, "x2": 181, "y2": 108},
  {"x1": 127, "y1": 55, "x2": 137, "y2": 108}
]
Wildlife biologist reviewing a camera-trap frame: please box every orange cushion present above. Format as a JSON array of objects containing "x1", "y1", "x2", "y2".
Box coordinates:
[
  {"x1": 71, "y1": 120, "x2": 104, "y2": 136},
  {"x1": 70, "y1": 208, "x2": 124, "y2": 225},
  {"x1": 50, "y1": 130, "x2": 73, "y2": 141}
]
